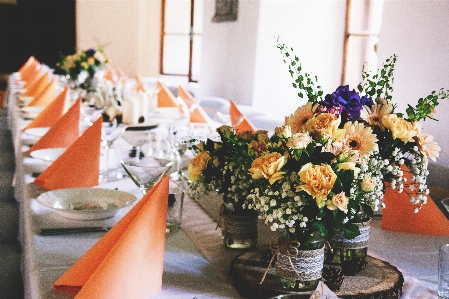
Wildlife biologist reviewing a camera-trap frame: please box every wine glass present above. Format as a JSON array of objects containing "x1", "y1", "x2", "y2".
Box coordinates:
[
  {"x1": 100, "y1": 119, "x2": 127, "y2": 182},
  {"x1": 168, "y1": 123, "x2": 192, "y2": 181},
  {"x1": 120, "y1": 156, "x2": 174, "y2": 194}
]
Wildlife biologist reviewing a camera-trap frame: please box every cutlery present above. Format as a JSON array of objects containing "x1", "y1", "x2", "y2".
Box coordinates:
[{"x1": 40, "y1": 226, "x2": 112, "y2": 236}]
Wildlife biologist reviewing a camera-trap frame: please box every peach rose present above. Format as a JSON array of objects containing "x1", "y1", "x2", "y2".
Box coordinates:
[
  {"x1": 382, "y1": 114, "x2": 416, "y2": 143},
  {"x1": 188, "y1": 151, "x2": 211, "y2": 181},
  {"x1": 297, "y1": 163, "x2": 337, "y2": 203},
  {"x1": 327, "y1": 192, "x2": 349, "y2": 213},
  {"x1": 249, "y1": 152, "x2": 286, "y2": 184},
  {"x1": 360, "y1": 175, "x2": 376, "y2": 192},
  {"x1": 306, "y1": 113, "x2": 345, "y2": 141}
]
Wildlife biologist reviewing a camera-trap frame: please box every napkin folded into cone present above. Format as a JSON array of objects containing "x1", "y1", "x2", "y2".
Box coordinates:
[
  {"x1": 27, "y1": 77, "x2": 58, "y2": 107},
  {"x1": 23, "y1": 71, "x2": 50, "y2": 97},
  {"x1": 53, "y1": 176, "x2": 169, "y2": 299},
  {"x1": 382, "y1": 165, "x2": 449, "y2": 235},
  {"x1": 190, "y1": 105, "x2": 212, "y2": 124},
  {"x1": 135, "y1": 74, "x2": 148, "y2": 93},
  {"x1": 104, "y1": 69, "x2": 116, "y2": 82},
  {"x1": 27, "y1": 98, "x2": 81, "y2": 155},
  {"x1": 18, "y1": 56, "x2": 36, "y2": 75},
  {"x1": 24, "y1": 86, "x2": 70, "y2": 130},
  {"x1": 229, "y1": 99, "x2": 256, "y2": 133},
  {"x1": 22, "y1": 68, "x2": 46, "y2": 90},
  {"x1": 34, "y1": 116, "x2": 101, "y2": 190},
  {"x1": 178, "y1": 85, "x2": 197, "y2": 108},
  {"x1": 157, "y1": 81, "x2": 179, "y2": 107},
  {"x1": 20, "y1": 58, "x2": 40, "y2": 81}
]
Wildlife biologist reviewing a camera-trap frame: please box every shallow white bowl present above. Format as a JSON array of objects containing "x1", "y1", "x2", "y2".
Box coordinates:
[
  {"x1": 24, "y1": 127, "x2": 50, "y2": 137},
  {"x1": 36, "y1": 188, "x2": 137, "y2": 220},
  {"x1": 30, "y1": 148, "x2": 66, "y2": 162}
]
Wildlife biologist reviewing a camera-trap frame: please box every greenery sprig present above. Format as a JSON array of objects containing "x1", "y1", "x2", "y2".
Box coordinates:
[
  {"x1": 404, "y1": 88, "x2": 449, "y2": 122},
  {"x1": 276, "y1": 37, "x2": 323, "y2": 103}
]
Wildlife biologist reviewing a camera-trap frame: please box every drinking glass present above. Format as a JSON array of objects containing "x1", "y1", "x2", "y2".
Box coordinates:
[
  {"x1": 168, "y1": 123, "x2": 192, "y2": 181},
  {"x1": 120, "y1": 156, "x2": 174, "y2": 194},
  {"x1": 167, "y1": 180, "x2": 185, "y2": 233},
  {"x1": 100, "y1": 119, "x2": 127, "y2": 182},
  {"x1": 439, "y1": 244, "x2": 449, "y2": 298}
]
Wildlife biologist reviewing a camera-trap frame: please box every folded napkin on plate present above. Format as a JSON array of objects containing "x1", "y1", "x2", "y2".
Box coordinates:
[
  {"x1": 190, "y1": 104, "x2": 212, "y2": 124},
  {"x1": 135, "y1": 74, "x2": 148, "y2": 93},
  {"x1": 157, "y1": 81, "x2": 179, "y2": 107},
  {"x1": 27, "y1": 77, "x2": 58, "y2": 107},
  {"x1": 22, "y1": 67, "x2": 46, "y2": 90},
  {"x1": 229, "y1": 99, "x2": 256, "y2": 133},
  {"x1": 20, "y1": 58, "x2": 40, "y2": 82},
  {"x1": 22, "y1": 71, "x2": 50, "y2": 97},
  {"x1": 23, "y1": 86, "x2": 69, "y2": 130},
  {"x1": 27, "y1": 98, "x2": 81, "y2": 155},
  {"x1": 178, "y1": 85, "x2": 197, "y2": 108},
  {"x1": 34, "y1": 116, "x2": 101, "y2": 190},
  {"x1": 104, "y1": 69, "x2": 115, "y2": 82},
  {"x1": 53, "y1": 176, "x2": 169, "y2": 299},
  {"x1": 382, "y1": 164, "x2": 449, "y2": 235},
  {"x1": 18, "y1": 56, "x2": 36, "y2": 75}
]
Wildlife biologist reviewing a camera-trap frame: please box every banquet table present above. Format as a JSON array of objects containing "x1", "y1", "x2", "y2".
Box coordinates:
[{"x1": 5, "y1": 73, "x2": 448, "y2": 299}]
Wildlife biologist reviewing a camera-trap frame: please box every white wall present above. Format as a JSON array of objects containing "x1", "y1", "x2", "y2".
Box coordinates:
[
  {"x1": 377, "y1": 0, "x2": 449, "y2": 176},
  {"x1": 198, "y1": 0, "x2": 260, "y2": 105},
  {"x1": 76, "y1": 0, "x2": 161, "y2": 78}
]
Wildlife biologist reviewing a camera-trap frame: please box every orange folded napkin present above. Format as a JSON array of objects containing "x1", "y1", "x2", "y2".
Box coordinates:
[
  {"x1": 135, "y1": 74, "x2": 148, "y2": 93},
  {"x1": 27, "y1": 98, "x2": 81, "y2": 155},
  {"x1": 23, "y1": 71, "x2": 50, "y2": 97},
  {"x1": 382, "y1": 165, "x2": 449, "y2": 236},
  {"x1": 229, "y1": 99, "x2": 256, "y2": 133},
  {"x1": 34, "y1": 116, "x2": 102, "y2": 190},
  {"x1": 178, "y1": 85, "x2": 197, "y2": 108},
  {"x1": 18, "y1": 56, "x2": 36, "y2": 75},
  {"x1": 53, "y1": 176, "x2": 169, "y2": 299},
  {"x1": 157, "y1": 81, "x2": 179, "y2": 107},
  {"x1": 190, "y1": 105, "x2": 212, "y2": 124},
  {"x1": 116, "y1": 68, "x2": 128, "y2": 81},
  {"x1": 23, "y1": 86, "x2": 70, "y2": 131},
  {"x1": 27, "y1": 77, "x2": 58, "y2": 107},
  {"x1": 21, "y1": 60, "x2": 41, "y2": 83},
  {"x1": 23, "y1": 68, "x2": 46, "y2": 90},
  {"x1": 104, "y1": 69, "x2": 115, "y2": 82}
]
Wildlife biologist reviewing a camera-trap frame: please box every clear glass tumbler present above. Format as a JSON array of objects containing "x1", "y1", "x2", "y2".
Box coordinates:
[{"x1": 439, "y1": 244, "x2": 449, "y2": 298}]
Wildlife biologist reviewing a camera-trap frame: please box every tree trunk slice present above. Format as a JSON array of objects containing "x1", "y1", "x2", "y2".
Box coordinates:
[{"x1": 230, "y1": 245, "x2": 403, "y2": 299}]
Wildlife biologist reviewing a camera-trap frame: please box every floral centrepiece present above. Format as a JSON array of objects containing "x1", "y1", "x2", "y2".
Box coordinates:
[{"x1": 57, "y1": 47, "x2": 109, "y2": 85}]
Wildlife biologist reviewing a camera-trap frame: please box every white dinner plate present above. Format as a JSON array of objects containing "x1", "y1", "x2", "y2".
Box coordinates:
[
  {"x1": 20, "y1": 106, "x2": 44, "y2": 119},
  {"x1": 24, "y1": 127, "x2": 50, "y2": 137},
  {"x1": 36, "y1": 188, "x2": 137, "y2": 220},
  {"x1": 30, "y1": 148, "x2": 66, "y2": 162}
]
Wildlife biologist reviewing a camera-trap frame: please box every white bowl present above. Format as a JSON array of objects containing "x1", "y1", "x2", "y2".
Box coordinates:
[
  {"x1": 36, "y1": 188, "x2": 137, "y2": 220},
  {"x1": 30, "y1": 148, "x2": 66, "y2": 162},
  {"x1": 24, "y1": 127, "x2": 50, "y2": 137}
]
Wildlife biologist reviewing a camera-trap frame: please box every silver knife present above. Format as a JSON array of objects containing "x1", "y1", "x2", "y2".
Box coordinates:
[{"x1": 40, "y1": 227, "x2": 112, "y2": 236}]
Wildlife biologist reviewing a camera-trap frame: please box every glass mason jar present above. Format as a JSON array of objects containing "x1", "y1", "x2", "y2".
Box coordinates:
[
  {"x1": 326, "y1": 214, "x2": 371, "y2": 265},
  {"x1": 221, "y1": 204, "x2": 259, "y2": 250},
  {"x1": 276, "y1": 228, "x2": 325, "y2": 291}
]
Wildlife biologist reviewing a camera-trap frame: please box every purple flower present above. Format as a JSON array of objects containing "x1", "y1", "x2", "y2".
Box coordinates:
[
  {"x1": 323, "y1": 85, "x2": 373, "y2": 121},
  {"x1": 85, "y1": 49, "x2": 96, "y2": 57}
]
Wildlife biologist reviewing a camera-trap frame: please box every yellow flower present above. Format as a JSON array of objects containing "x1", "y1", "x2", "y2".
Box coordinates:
[
  {"x1": 286, "y1": 132, "x2": 313, "y2": 149},
  {"x1": 188, "y1": 151, "x2": 211, "y2": 182},
  {"x1": 360, "y1": 175, "x2": 376, "y2": 192},
  {"x1": 297, "y1": 163, "x2": 337, "y2": 201},
  {"x1": 306, "y1": 113, "x2": 345, "y2": 141},
  {"x1": 286, "y1": 102, "x2": 318, "y2": 133},
  {"x1": 255, "y1": 130, "x2": 269, "y2": 143},
  {"x1": 382, "y1": 114, "x2": 417, "y2": 143},
  {"x1": 360, "y1": 103, "x2": 394, "y2": 130},
  {"x1": 275, "y1": 125, "x2": 292, "y2": 138},
  {"x1": 338, "y1": 162, "x2": 356, "y2": 171},
  {"x1": 94, "y1": 52, "x2": 105, "y2": 63},
  {"x1": 326, "y1": 192, "x2": 349, "y2": 213},
  {"x1": 87, "y1": 57, "x2": 95, "y2": 65},
  {"x1": 249, "y1": 153, "x2": 286, "y2": 184},
  {"x1": 415, "y1": 122, "x2": 440, "y2": 162},
  {"x1": 342, "y1": 121, "x2": 378, "y2": 156}
]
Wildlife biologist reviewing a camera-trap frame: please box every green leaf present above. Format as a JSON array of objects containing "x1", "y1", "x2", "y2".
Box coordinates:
[{"x1": 341, "y1": 223, "x2": 360, "y2": 240}]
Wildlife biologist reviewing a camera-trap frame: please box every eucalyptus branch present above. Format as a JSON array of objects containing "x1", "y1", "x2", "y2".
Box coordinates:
[
  {"x1": 276, "y1": 37, "x2": 323, "y2": 103},
  {"x1": 405, "y1": 88, "x2": 449, "y2": 122},
  {"x1": 357, "y1": 54, "x2": 397, "y2": 103}
]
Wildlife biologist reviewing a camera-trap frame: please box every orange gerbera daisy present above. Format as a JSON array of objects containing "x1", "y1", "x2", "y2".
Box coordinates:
[{"x1": 285, "y1": 102, "x2": 318, "y2": 133}]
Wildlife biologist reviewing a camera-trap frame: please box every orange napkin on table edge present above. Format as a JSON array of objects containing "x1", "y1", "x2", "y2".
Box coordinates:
[
  {"x1": 53, "y1": 176, "x2": 169, "y2": 299},
  {"x1": 157, "y1": 81, "x2": 179, "y2": 107},
  {"x1": 382, "y1": 164, "x2": 449, "y2": 236},
  {"x1": 27, "y1": 98, "x2": 81, "y2": 155},
  {"x1": 18, "y1": 56, "x2": 36, "y2": 75},
  {"x1": 19, "y1": 58, "x2": 39, "y2": 81},
  {"x1": 34, "y1": 116, "x2": 102, "y2": 190},
  {"x1": 229, "y1": 99, "x2": 256, "y2": 133},
  {"x1": 190, "y1": 105, "x2": 212, "y2": 124},
  {"x1": 22, "y1": 67, "x2": 47, "y2": 90},
  {"x1": 27, "y1": 77, "x2": 58, "y2": 107},
  {"x1": 23, "y1": 71, "x2": 50, "y2": 97},
  {"x1": 178, "y1": 85, "x2": 197, "y2": 108},
  {"x1": 104, "y1": 69, "x2": 115, "y2": 82},
  {"x1": 23, "y1": 86, "x2": 70, "y2": 131}
]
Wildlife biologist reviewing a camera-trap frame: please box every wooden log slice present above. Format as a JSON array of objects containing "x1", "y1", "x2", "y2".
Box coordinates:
[{"x1": 230, "y1": 245, "x2": 403, "y2": 299}]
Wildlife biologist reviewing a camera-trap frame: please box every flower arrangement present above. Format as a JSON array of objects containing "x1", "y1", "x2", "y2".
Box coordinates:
[
  {"x1": 188, "y1": 127, "x2": 269, "y2": 214},
  {"x1": 57, "y1": 47, "x2": 108, "y2": 82},
  {"x1": 241, "y1": 40, "x2": 448, "y2": 240}
]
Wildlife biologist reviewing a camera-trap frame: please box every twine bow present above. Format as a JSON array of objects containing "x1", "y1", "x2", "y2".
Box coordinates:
[{"x1": 260, "y1": 236, "x2": 301, "y2": 284}]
